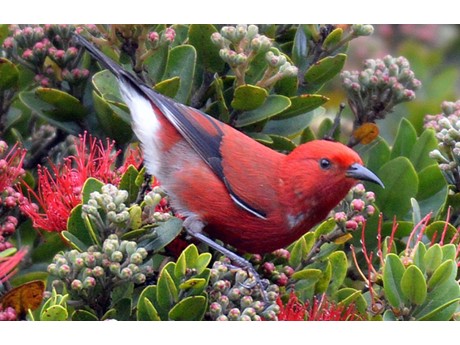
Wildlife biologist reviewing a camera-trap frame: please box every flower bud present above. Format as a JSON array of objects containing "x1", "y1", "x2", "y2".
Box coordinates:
[
  {"x1": 83, "y1": 276, "x2": 96, "y2": 289},
  {"x1": 125, "y1": 241, "x2": 137, "y2": 256},
  {"x1": 228, "y1": 287, "x2": 242, "y2": 301},
  {"x1": 133, "y1": 273, "x2": 146, "y2": 284},
  {"x1": 345, "y1": 220, "x2": 358, "y2": 231},
  {"x1": 120, "y1": 267, "x2": 133, "y2": 279},
  {"x1": 228, "y1": 308, "x2": 241, "y2": 321},
  {"x1": 351, "y1": 199, "x2": 365, "y2": 212},
  {"x1": 209, "y1": 302, "x2": 222, "y2": 317},
  {"x1": 71, "y1": 279, "x2": 83, "y2": 291}
]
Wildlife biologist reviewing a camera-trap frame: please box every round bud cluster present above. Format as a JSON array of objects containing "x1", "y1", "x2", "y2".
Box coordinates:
[
  {"x1": 341, "y1": 55, "x2": 421, "y2": 124},
  {"x1": 0, "y1": 305, "x2": 17, "y2": 321},
  {"x1": 207, "y1": 260, "x2": 280, "y2": 321},
  {"x1": 82, "y1": 184, "x2": 131, "y2": 234},
  {"x1": 425, "y1": 100, "x2": 460, "y2": 187},
  {"x1": 147, "y1": 27, "x2": 176, "y2": 50},
  {"x1": 48, "y1": 234, "x2": 152, "y2": 300},
  {"x1": 4, "y1": 24, "x2": 88, "y2": 88},
  {"x1": 331, "y1": 183, "x2": 376, "y2": 232},
  {"x1": 142, "y1": 185, "x2": 172, "y2": 223},
  {"x1": 256, "y1": 248, "x2": 294, "y2": 287},
  {"x1": 212, "y1": 25, "x2": 295, "y2": 88}
]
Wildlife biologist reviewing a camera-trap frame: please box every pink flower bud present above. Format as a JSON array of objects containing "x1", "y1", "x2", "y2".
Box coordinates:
[
  {"x1": 334, "y1": 211, "x2": 347, "y2": 224},
  {"x1": 22, "y1": 49, "x2": 34, "y2": 60},
  {"x1": 351, "y1": 199, "x2": 365, "y2": 212},
  {"x1": 366, "y1": 205, "x2": 375, "y2": 216},
  {"x1": 352, "y1": 215, "x2": 366, "y2": 225},
  {"x1": 261, "y1": 262, "x2": 275, "y2": 275},
  {"x1": 148, "y1": 31, "x2": 159, "y2": 42},
  {"x1": 345, "y1": 220, "x2": 358, "y2": 231},
  {"x1": 365, "y1": 191, "x2": 375, "y2": 202},
  {"x1": 276, "y1": 273, "x2": 289, "y2": 286},
  {"x1": 2, "y1": 37, "x2": 14, "y2": 49},
  {"x1": 164, "y1": 27, "x2": 175, "y2": 43}
]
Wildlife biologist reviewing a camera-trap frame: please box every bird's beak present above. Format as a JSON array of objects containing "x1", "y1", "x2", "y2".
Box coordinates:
[{"x1": 346, "y1": 163, "x2": 384, "y2": 188}]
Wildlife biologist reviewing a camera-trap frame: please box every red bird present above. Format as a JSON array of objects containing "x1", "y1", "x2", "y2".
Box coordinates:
[{"x1": 76, "y1": 35, "x2": 383, "y2": 259}]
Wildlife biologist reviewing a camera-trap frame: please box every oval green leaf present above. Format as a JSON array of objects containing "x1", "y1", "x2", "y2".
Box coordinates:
[
  {"x1": 401, "y1": 265, "x2": 427, "y2": 305},
  {"x1": 231, "y1": 84, "x2": 268, "y2": 111},
  {"x1": 0, "y1": 58, "x2": 19, "y2": 91},
  {"x1": 390, "y1": 118, "x2": 417, "y2": 159},
  {"x1": 274, "y1": 94, "x2": 329, "y2": 120},
  {"x1": 168, "y1": 295, "x2": 207, "y2": 321},
  {"x1": 374, "y1": 157, "x2": 418, "y2": 219},
  {"x1": 153, "y1": 76, "x2": 180, "y2": 98},
  {"x1": 304, "y1": 53, "x2": 347, "y2": 93},
  {"x1": 92, "y1": 69, "x2": 123, "y2": 103},
  {"x1": 424, "y1": 243, "x2": 443, "y2": 275},
  {"x1": 427, "y1": 259, "x2": 456, "y2": 291},
  {"x1": 162, "y1": 45, "x2": 196, "y2": 104},
  {"x1": 188, "y1": 24, "x2": 224, "y2": 73},
  {"x1": 235, "y1": 95, "x2": 291, "y2": 127},
  {"x1": 382, "y1": 253, "x2": 406, "y2": 308},
  {"x1": 157, "y1": 264, "x2": 178, "y2": 311}
]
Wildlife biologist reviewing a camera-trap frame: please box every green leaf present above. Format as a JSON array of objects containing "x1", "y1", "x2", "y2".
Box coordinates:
[
  {"x1": 92, "y1": 70, "x2": 123, "y2": 103},
  {"x1": 391, "y1": 118, "x2": 417, "y2": 159},
  {"x1": 374, "y1": 157, "x2": 418, "y2": 219},
  {"x1": 363, "y1": 136, "x2": 391, "y2": 175},
  {"x1": 322, "y1": 28, "x2": 343, "y2": 50},
  {"x1": 92, "y1": 91, "x2": 132, "y2": 145},
  {"x1": 174, "y1": 250, "x2": 187, "y2": 278},
  {"x1": 291, "y1": 268, "x2": 322, "y2": 281},
  {"x1": 178, "y1": 278, "x2": 207, "y2": 291},
  {"x1": 326, "y1": 251, "x2": 348, "y2": 295},
  {"x1": 139, "y1": 217, "x2": 183, "y2": 252},
  {"x1": 0, "y1": 58, "x2": 19, "y2": 91},
  {"x1": 136, "y1": 285, "x2": 161, "y2": 321},
  {"x1": 425, "y1": 221, "x2": 457, "y2": 246},
  {"x1": 118, "y1": 165, "x2": 140, "y2": 205},
  {"x1": 409, "y1": 128, "x2": 438, "y2": 172},
  {"x1": 424, "y1": 244, "x2": 443, "y2": 275},
  {"x1": 67, "y1": 204, "x2": 94, "y2": 247},
  {"x1": 162, "y1": 45, "x2": 196, "y2": 104},
  {"x1": 382, "y1": 253, "x2": 406, "y2": 308},
  {"x1": 157, "y1": 262, "x2": 179, "y2": 311},
  {"x1": 416, "y1": 165, "x2": 448, "y2": 217},
  {"x1": 303, "y1": 53, "x2": 347, "y2": 93},
  {"x1": 427, "y1": 259, "x2": 457, "y2": 291},
  {"x1": 334, "y1": 288, "x2": 367, "y2": 314},
  {"x1": 235, "y1": 95, "x2": 291, "y2": 127},
  {"x1": 292, "y1": 25, "x2": 313, "y2": 74},
  {"x1": 184, "y1": 244, "x2": 199, "y2": 269},
  {"x1": 0, "y1": 25, "x2": 8, "y2": 46},
  {"x1": 289, "y1": 237, "x2": 307, "y2": 268},
  {"x1": 194, "y1": 252, "x2": 212, "y2": 275},
  {"x1": 111, "y1": 282, "x2": 133, "y2": 306},
  {"x1": 315, "y1": 261, "x2": 332, "y2": 294},
  {"x1": 188, "y1": 24, "x2": 224, "y2": 73},
  {"x1": 274, "y1": 94, "x2": 329, "y2": 120},
  {"x1": 264, "y1": 135, "x2": 296, "y2": 152},
  {"x1": 231, "y1": 84, "x2": 268, "y2": 111},
  {"x1": 153, "y1": 77, "x2": 180, "y2": 98},
  {"x1": 82, "y1": 178, "x2": 104, "y2": 204},
  {"x1": 112, "y1": 298, "x2": 132, "y2": 321},
  {"x1": 274, "y1": 75, "x2": 298, "y2": 97},
  {"x1": 61, "y1": 231, "x2": 88, "y2": 252},
  {"x1": 401, "y1": 265, "x2": 427, "y2": 305},
  {"x1": 413, "y1": 279, "x2": 460, "y2": 320},
  {"x1": 72, "y1": 309, "x2": 99, "y2": 321},
  {"x1": 413, "y1": 242, "x2": 427, "y2": 273},
  {"x1": 314, "y1": 218, "x2": 336, "y2": 240},
  {"x1": 40, "y1": 305, "x2": 68, "y2": 321},
  {"x1": 144, "y1": 44, "x2": 169, "y2": 84},
  {"x1": 263, "y1": 110, "x2": 319, "y2": 139},
  {"x1": 168, "y1": 295, "x2": 207, "y2": 321},
  {"x1": 442, "y1": 244, "x2": 457, "y2": 261}
]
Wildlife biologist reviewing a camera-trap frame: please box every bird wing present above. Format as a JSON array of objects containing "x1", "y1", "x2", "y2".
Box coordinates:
[{"x1": 75, "y1": 34, "x2": 267, "y2": 219}]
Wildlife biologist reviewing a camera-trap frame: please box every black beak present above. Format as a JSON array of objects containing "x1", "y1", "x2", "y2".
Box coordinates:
[{"x1": 347, "y1": 163, "x2": 384, "y2": 188}]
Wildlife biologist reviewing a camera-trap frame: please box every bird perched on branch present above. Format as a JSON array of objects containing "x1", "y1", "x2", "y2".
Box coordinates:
[{"x1": 75, "y1": 34, "x2": 383, "y2": 294}]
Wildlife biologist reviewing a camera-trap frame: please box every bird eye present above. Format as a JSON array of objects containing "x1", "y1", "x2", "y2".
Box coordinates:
[{"x1": 319, "y1": 158, "x2": 332, "y2": 170}]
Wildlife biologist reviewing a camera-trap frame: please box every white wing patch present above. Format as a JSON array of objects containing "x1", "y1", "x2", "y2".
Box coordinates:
[{"x1": 119, "y1": 81, "x2": 162, "y2": 177}]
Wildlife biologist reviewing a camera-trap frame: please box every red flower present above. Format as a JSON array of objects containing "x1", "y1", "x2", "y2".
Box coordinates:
[
  {"x1": 20, "y1": 133, "x2": 142, "y2": 232},
  {"x1": 277, "y1": 292, "x2": 362, "y2": 321},
  {"x1": 0, "y1": 248, "x2": 27, "y2": 283}
]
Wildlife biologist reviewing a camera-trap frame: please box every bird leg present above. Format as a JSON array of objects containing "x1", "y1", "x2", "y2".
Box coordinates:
[{"x1": 183, "y1": 216, "x2": 269, "y2": 304}]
